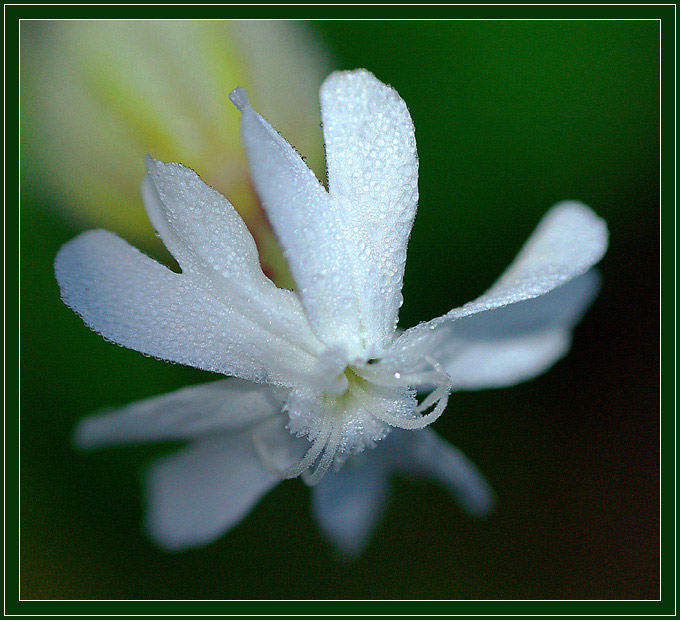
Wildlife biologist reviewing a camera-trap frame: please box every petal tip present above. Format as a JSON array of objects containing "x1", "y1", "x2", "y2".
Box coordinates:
[
  {"x1": 552, "y1": 199, "x2": 610, "y2": 260},
  {"x1": 72, "y1": 416, "x2": 98, "y2": 451},
  {"x1": 229, "y1": 87, "x2": 250, "y2": 112}
]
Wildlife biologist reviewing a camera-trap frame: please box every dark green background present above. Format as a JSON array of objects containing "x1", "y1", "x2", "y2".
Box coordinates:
[{"x1": 19, "y1": 19, "x2": 660, "y2": 601}]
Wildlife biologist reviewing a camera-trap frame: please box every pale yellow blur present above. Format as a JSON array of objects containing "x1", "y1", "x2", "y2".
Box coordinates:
[{"x1": 22, "y1": 20, "x2": 332, "y2": 287}]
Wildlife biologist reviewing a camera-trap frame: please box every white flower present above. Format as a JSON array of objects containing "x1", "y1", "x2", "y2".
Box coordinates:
[{"x1": 55, "y1": 69, "x2": 608, "y2": 551}]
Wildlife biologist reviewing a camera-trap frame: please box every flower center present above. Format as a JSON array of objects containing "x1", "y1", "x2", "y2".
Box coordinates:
[{"x1": 278, "y1": 356, "x2": 453, "y2": 485}]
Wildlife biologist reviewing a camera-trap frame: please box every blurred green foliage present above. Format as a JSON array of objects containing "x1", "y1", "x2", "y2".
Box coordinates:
[{"x1": 21, "y1": 20, "x2": 659, "y2": 599}]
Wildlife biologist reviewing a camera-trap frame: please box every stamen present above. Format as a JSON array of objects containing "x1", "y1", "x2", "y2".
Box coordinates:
[
  {"x1": 302, "y1": 421, "x2": 343, "y2": 486},
  {"x1": 350, "y1": 355, "x2": 452, "y2": 431},
  {"x1": 357, "y1": 365, "x2": 443, "y2": 388},
  {"x1": 281, "y1": 420, "x2": 332, "y2": 479},
  {"x1": 348, "y1": 379, "x2": 448, "y2": 430}
]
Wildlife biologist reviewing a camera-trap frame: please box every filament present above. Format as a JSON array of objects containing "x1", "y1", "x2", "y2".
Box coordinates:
[
  {"x1": 302, "y1": 420, "x2": 343, "y2": 486},
  {"x1": 351, "y1": 355, "x2": 452, "y2": 430},
  {"x1": 280, "y1": 420, "x2": 332, "y2": 479}
]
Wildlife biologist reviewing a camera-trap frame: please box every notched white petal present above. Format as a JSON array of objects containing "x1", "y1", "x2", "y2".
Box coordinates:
[
  {"x1": 320, "y1": 70, "x2": 419, "y2": 349},
  {"x1": 231, "y1": 85, "x2": 366, "y2": 354},
  {"x1": 232, "y1": 70, "x2": 419, "y2": 356},
  {"x1": 55, "y1": 230, "x2": 321, "y2": 386},
  {"x1": 142, "y1": 156, "x2": 265, "y2": 279}
]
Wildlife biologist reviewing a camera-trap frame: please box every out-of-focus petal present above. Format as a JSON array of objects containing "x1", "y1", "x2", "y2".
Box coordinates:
[
  {"x1": 55, "y1": 230, "x2": 321, "y2": 386},
  {"x1": 312, "y1": 454, "x2": 389, "y2": 557},
  {"x1": 145, "y1": 432, "x2": 279, "y2": 550},
  {"x1": 403, "y1": 429, "x2": 494, "y2": 515},
  {"x1": 313, "y1": 428, "x2": 493, "y2": 556},
  {"x1": 389, "y1": 203, "x2": 608, "y2": 377},
  {"x1": 74, "y1": 379, "x2": 286, "y2": 449},
  {"x1": 26, "y1": 20, "x2": 330, "y2": 286}
]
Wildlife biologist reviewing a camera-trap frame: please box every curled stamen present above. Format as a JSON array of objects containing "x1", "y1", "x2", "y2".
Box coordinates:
[
  {"x1": 253, "y1": 418, "x2": 332, "y2": 480},
  {"x1": 356, "y1": 355, "x2": 452, "y2": 393},
  {"x1": 302, "y1": 420, "x2": 343, "y2": 486},
  {"x1": 281, "y1": 420, "x2": 332, "y2": 479},
  {"x1": 348, "y1": 378, "x2": 450, "y2": 431}
]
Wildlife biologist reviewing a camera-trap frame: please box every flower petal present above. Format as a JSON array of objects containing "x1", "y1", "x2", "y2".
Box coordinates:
[
  {"x1": 145, "y1": 432, "x2": 279, "y2": 550},
  {"x1": 400, "y1": 429, "x2": 495, "y2": 515},
  {"x1": 142, "y1": 156, "x2": 261, "y2": 279},
  {"x1": 232, "y1": 70, "x2": 418, "y2": 356},
  {"x1": 74, "y1": 379, "x2": 286, "y2": 449},
  {"x1": 230, "y1": 86, "x2": 363, "y2": 354},
  {"x1": 389, "y1": 202, "x2": 608, "y2": 382},
  {"x1": 312, "y1": 454, "x2": 389, "y2": 557},
  {"x1": 402, "y1": 272, "x2": 600, "y2": 390},
  {"x1": 142, "y1": 156, "x2": 323, "y2": 358},
  {"x1": 312, "y1": 428, "x2": 492, "y2": 556},
  {"x1": 319, "y1": 70, "x2": 418, "y2": 350},
  {"x1": 55, "y1": 229, "x2": 321, "y2": 386},
  {"x1": 451, "y1": 201, "x2": 607, "y2": 320}
]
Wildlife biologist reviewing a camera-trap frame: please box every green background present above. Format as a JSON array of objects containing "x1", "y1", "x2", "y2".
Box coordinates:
[{"x1": 18, "y1": 17, "x2": 661, "y2": 602}]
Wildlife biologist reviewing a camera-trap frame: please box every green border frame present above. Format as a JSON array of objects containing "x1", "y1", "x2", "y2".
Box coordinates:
[{"x1": 7, "y1": 2, "x2": 674, "y2": 615}]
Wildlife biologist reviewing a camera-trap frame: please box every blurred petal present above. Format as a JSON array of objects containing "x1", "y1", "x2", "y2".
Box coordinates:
[
  {"x1": 145, "y1": 432, "x2": 279, "y2": 550},
  {"x1": 390, "y1": 203, "x2": 608, "y2": 378},
  {"x1": 251, "y1": 414, "x2": 311, "y2": 476},
  {"x1": 312, "y1": 455, "x2": 389, "y2": 557},
  {"x1": 320, "y1": 70, "x2": 419, "y2": 349},
  {"x1": 25, "y1": 20, "x2": 329, "y2": 286},
  {"x1": 55, "y1": 230, "x2": 321, "y2": 386},
  {"x1": 404, "y1": 429, "x2": 494, "y2": 515},
  {"x1": 74, "y1": 379, "x2": 286, "y2": 449}
]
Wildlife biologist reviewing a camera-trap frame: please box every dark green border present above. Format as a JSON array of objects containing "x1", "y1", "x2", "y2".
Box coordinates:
[{"x1": 8, "y1": 2, "x2": 674, "y2": 616}]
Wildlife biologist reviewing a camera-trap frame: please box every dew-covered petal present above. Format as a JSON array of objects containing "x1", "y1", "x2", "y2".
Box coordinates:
[
  {"x1": 143, "y1": 156, "x2": 262, "y2": 281},
  {"x1": 145, "y1": 432, "x2": 280, "y2": 550},
  {"x1": 394, "y1": 272, "x2": 601, "y2": 390},
  {"x1": 319, "y1": 69, "x2": 419, "y2": 350},
  {"x1": 74, "y1": 379, "x2": 286, "y2": 449},
  {"x1": 230, "y1": 86, "x2": 366, "y2": 354},
  {"x1": 55, "y1": 230, "x2": 322, "y2": 386},
  {"x1": 311, "y1": 454, "x2": 389, "y2": 557},
  {"x1": 142, "y1": 157, "x2": 324, "y2": 358},
  {"x1": 446, "y1": 201, "x2": 607, "y2": 320},
  {"x1": 232, "y1": 71, "x2": 417, "y2": 356},
  {"x1": 389, "y1": 203, "x2": 608, "y2": 380}
]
